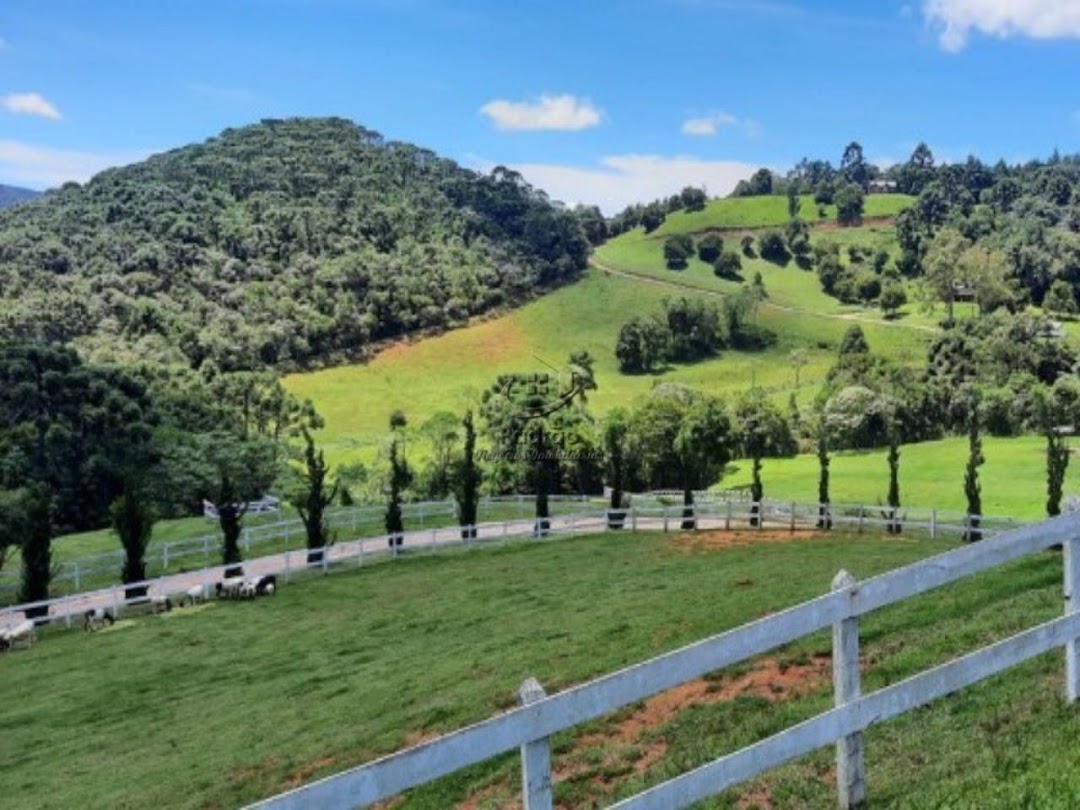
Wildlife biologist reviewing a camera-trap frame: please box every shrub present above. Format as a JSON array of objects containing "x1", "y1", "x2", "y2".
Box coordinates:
[
  {"x1": 758, "y1": 230, "x2": 790, "y2": 264},
  {"x1": 663, "y1": 234, "x2": 694, "y2": 269},
  {"x1": 697, "y1": 233, "x2": 723, "y2": 264},
  {"x1": 713, "y1": 250, "x2": 743, "y2": 280}
]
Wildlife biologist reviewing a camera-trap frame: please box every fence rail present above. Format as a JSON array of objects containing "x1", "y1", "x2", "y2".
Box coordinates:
[
  {"x1": 244, "y1": 510, "x2": 1080, "y2": 810},
  {"x1": 0, "y1": 496, "x2": 601, "y2": 601},
  {"x1": 0, "y1": 498, "x2": 1010, "y2": 626}
]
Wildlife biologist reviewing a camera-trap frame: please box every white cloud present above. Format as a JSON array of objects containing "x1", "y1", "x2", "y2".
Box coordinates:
[
  {"x1": 480, "y1": 94, "x2": 602, "y2": 131},
  {"x1": 3, "y1": 92, "x2": 62, "y2": 120},
  {"x1": 476, "y1": 154, "x2": 758, "y2": 215},
  {"x1": 924, "y1": 0, "x2": 1080, "y2": 51},
  {"x1": 0, "y1": 140, "x2": 152, "y2": 188},
  {"x1": 681, "y1": 112, "x2": 762, "y2": 137}
]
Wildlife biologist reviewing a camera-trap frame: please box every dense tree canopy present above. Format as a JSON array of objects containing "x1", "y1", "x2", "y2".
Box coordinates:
[{"x1": 0, "y1": 118, "x2": 589, "y2": 371}]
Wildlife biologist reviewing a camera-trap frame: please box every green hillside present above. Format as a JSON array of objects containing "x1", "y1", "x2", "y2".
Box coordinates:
[
  {"x1": 283, "y1": 266, "x2": 930, "y2": 469},
  {"x1": 0, "y1": 184, "x2": 39, "y2": 209},
  {"x1": 284, "y1": 193, "x2": 933, "y2": 467},
  {"x1": 0, "y1": 118, "x2": 588, "y2": 370},
  {"x1": 651, "y1": 192, "x2": 914, "y2": 236}
]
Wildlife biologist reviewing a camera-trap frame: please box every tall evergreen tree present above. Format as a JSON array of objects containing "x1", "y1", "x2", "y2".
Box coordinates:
[
  {"x1": 885, "y1": 438, "x2": 902, "y2": 534},
  {"x1": 963, "y1": 396, "x2": 985, "y2": 542},
  {"x1": 111, "y1": 478, "x2": 156, "y2": 596},
  {"x1": 454, "y1": 410, "x2": 481, "y2": 540},
  {"x1": 817, "y1": 428, "x2": 832, "y2": 530},
  {"x1": 291, "y1": 430, "x2": 339, "y2": 561},
  {"x1": 18, "y1": 486, "x2": 53, "y2": 613}
]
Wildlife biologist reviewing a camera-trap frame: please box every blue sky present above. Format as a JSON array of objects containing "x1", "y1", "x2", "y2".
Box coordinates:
[{"x1": 2, "y1": 0, "x2": 1079, "y2": 211}]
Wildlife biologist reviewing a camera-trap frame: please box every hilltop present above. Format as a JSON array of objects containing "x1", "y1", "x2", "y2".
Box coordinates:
[
  {"x1": 0, "y1": 184, "x2": 40, "y2": 208},
  {"x1": 0, "y1": 118, "x2": 588, "y2": 370}
]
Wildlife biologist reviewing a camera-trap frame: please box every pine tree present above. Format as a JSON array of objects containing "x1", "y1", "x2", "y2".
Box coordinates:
[{"x1": 963, "y1": 401, "x2": 984, "y2": 542}]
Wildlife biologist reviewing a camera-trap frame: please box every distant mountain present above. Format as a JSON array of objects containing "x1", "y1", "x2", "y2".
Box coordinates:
[
  {"x1": 0, "y1": 117, "x2": 589, "y2": 370},
  {"x1": 0, "y1": 184, "x2": 40, "y2": 208}
]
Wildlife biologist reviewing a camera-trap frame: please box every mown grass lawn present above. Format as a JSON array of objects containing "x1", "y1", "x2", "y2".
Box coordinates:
[
  {"x1": 3, "y1": 527, "x2": 1080, "y2": 809},
  {"x1": 722, "y1": 434, "x2": 1080, "y2": 522}
]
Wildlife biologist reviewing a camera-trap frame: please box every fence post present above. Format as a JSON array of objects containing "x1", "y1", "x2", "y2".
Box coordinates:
[
  {"x1": 74, "y1": 562, "x2": 81, "y2": 592},
  {"x1": 1065, "y1": 534, "x2": 1080, "y2": 703},
  {"x1": 790, "y1": 501, "x2": 797, "y2": 534},
  {"x1": 163, "y1": 542, "x2": 170, "y2": 571},
  {"x1": 322, "y1": 547, "x2": 329, "y2": 575},
  {"x1": 726, "y1": 500, "x2": 732, "y2": 531},
  {"x1": 284, "y1": 551, "x2": 291, "y2": 584},
  {"x1": 518, "y1": 677, "x2": 553, "y2": 810},
  {"x1": 858, "y1": 505, "x2": 865, "y2": 534},
  {"x1": 663, "y1": 508, "x2": 669, "y2": 533},
  {"x1": 631, "y1": 506, "x2": 637, "y2": 532},
  {"x1": 930, "y1": 509, "x2": 937, "y2": 540},
  {"x1": 832, "y1": 569, "x2": 867, "y2": 809}
]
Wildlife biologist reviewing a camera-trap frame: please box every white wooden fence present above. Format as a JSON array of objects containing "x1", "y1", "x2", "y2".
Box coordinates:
[
  {"x1": 244, "y1": 511, "x2": 1080, "y2": 810},
  {"x1": 0, "y1": 496, "x2": 597, "y2": 600},
  {"x1": 0, "y1": 497, "x2": 1014, "y2": 624}
]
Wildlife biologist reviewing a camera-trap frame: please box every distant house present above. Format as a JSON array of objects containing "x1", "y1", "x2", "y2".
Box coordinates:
[
  {"x1": 952, "y1": 281, "x2": 975, "y2": 302},
  {"x1": 868, "y1": 179, "x2": 898, "y2": 194},
  {"x1": 1038, "y1": 320, "x2": 1066, "y2": 340},
  {"x1": 203, "y1": 494, "x2": 282, "y2": 519}
]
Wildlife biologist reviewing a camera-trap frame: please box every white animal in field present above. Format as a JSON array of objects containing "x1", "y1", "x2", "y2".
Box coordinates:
[
  {"x1": 150, "y1": 595, "x2": 173, "y2": 613},
  {"x1": 215, "y1": 576, "x2": 245, "y2": 599},
  {"x1": 0, "y1": 619, "x2": 36, "y2": 650},
  {"x1": 183, "y1": 584, "x2": 208, "y2": 606},
  {"x1": 83, "y1": 608, "x2": 114, "y2": 633}
]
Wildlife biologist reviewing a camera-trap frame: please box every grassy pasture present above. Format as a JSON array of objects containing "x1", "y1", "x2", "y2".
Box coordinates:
[
  {"x1": 723, "y1": 434, "x2": 1080, "y2": 523},
  {"x1": 650, "y1": 193, "x2": 916, "y2": 237},
  {"x1": 281, "y1": 194, "x2": 932, "y2": 468},
  {"x1": 284, "y1": 266, "x2": 932, "y2": 470},
  {"x1": 4, "y1": 528, "x2": 1080, "y2": 808}
]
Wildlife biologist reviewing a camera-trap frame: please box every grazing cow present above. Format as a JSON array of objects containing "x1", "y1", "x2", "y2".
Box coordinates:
[{"x1": 83, "y1": 608, "x2": 115, "y2": 632}]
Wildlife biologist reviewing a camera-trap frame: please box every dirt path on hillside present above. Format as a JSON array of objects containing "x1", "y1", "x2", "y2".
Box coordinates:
[{"x1": 590, "y1": 257, "x2": 937, "y2": 335}]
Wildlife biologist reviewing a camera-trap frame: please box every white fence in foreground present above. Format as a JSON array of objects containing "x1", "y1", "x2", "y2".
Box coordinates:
[{"x1": 246, "y1": 511, "x2": 1080, "y2": 810}]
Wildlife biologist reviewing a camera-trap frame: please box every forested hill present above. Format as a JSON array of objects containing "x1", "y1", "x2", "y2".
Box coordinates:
[
  {"x1": 0, "y1": 117, "x2": 589, "y2": 370},
  {"x1": 0, "y1": 184, "x2": 39, "y2": 208}
]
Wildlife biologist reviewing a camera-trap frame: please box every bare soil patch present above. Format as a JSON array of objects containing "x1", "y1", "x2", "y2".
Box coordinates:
[{"x1": 670, "y1": 529, "x2": 830, "y2": 553}]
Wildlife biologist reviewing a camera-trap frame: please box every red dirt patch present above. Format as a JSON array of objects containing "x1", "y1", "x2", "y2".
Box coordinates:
[
  {"x1": 670, "y1": 529, "x2": 829, "y2": 553},
  {"x1": 737, "y1": 785, "x2": 775, "y2": 809},
  {"x1": 457, "y1": 656, "x2": 832, "y2": 808},
  {"x1": 604, "y1": 655, "x2": 831, "y2": 745}
]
